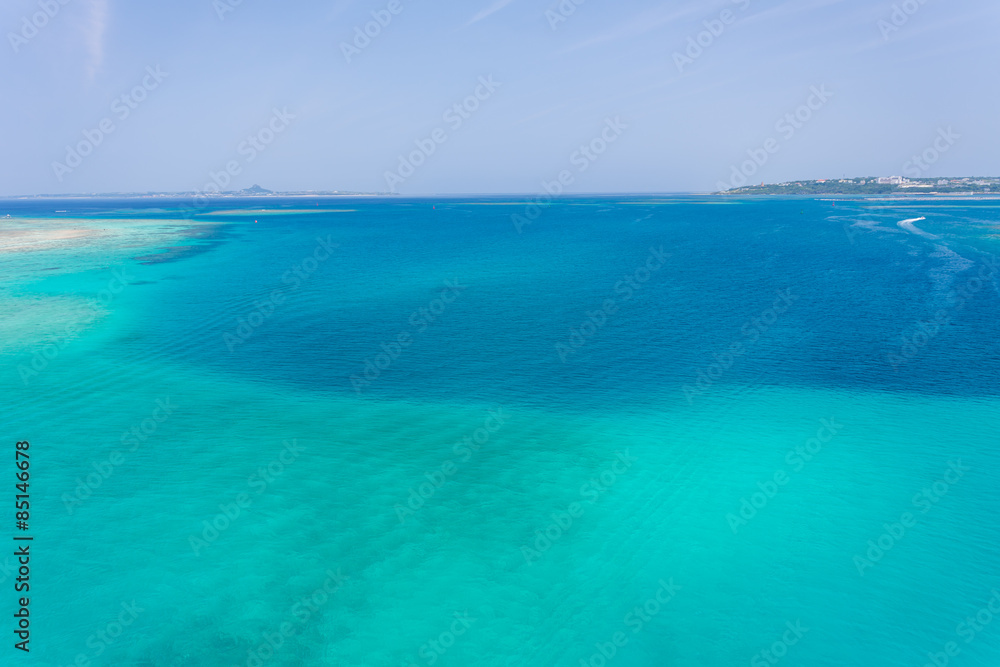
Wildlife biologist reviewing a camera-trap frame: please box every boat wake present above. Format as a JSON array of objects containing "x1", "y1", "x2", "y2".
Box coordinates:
[{"x1": 896, "y1": 216, "x2": 940, "y2": 239}]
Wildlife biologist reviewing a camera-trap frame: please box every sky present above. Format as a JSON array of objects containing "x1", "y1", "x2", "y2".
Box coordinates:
[{"x1": 1, "y1": 0, "x2": 998, "y2": 195}]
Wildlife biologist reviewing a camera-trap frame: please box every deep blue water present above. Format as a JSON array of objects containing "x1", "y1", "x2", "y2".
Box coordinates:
[{"x1": 96, "y1": 196, "x2": 1000, "y2": 405}]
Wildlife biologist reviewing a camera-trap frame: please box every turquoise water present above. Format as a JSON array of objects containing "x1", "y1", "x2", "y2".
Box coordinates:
[{"x1": 3, "y1": 197, "x2": 999, "y2": 666}]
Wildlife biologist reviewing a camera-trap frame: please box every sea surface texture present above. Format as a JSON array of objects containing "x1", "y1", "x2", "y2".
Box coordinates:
[{"x1": 2, "y1": 196, "x2": 999, "y2": 667}]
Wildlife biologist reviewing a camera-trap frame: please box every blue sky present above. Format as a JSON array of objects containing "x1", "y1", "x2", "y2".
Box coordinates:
[{"x1": 1, "y1": 0, "x2": 997, "y2": 195}]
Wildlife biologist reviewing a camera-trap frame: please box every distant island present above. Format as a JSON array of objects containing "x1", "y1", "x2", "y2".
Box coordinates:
[
  {"x1": 1, "y1": 185, "x2": 394, "y2": 199},
  {"x1": 719, "y1": 176, "x2": 999, "y2": 196}
]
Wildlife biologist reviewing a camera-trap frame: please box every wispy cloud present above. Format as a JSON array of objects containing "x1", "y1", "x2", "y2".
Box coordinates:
[
  {"x1": 851, "y1": 3, "x2": 998, "y2": 55},
  {"x1": 557, "y1": 2, "x2": 704, "y2": 55},
  {"x1": 83, "y1": 0, "x2": 109, "y2": 80},
  {"x1": 742, "y1": 0, "x2": 850, "y2": 24},
  {"x1": 465, "y1": 0, "x2": 516, "y2": 27}
]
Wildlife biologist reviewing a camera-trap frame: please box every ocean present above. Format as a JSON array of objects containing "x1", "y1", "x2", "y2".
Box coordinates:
[{"x1": 2, "y1": 196, "x2": 999, "y2": 666}]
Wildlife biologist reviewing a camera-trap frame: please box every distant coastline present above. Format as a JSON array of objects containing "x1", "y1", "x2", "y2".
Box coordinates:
[
  {"x1": 3, "y1": 179, "x2": 1000, "y2": 200},
  {"x1": 719, "y1": 176, "x2": 999, "y2": 197}
]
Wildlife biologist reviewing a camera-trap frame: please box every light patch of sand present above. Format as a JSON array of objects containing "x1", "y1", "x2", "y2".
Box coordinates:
[
  {"x1": 0, "y1": 226, "x2": 107, "y2": 254},
  {"x1": 0, "y1": 216, "x2": 219, "y2": 257},
  {"x1": 207, "y1": 209, "x2": 356, "y2": 216}
]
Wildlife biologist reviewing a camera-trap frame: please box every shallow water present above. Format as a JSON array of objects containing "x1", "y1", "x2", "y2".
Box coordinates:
[{"x1": 3, "y1": 196, "x2": 999, "y2": 666}]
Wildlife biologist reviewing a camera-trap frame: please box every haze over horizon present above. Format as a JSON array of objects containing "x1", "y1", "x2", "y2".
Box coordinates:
[{"x1": 2, "y1": 0, "x2": 998, "y2": 197}]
